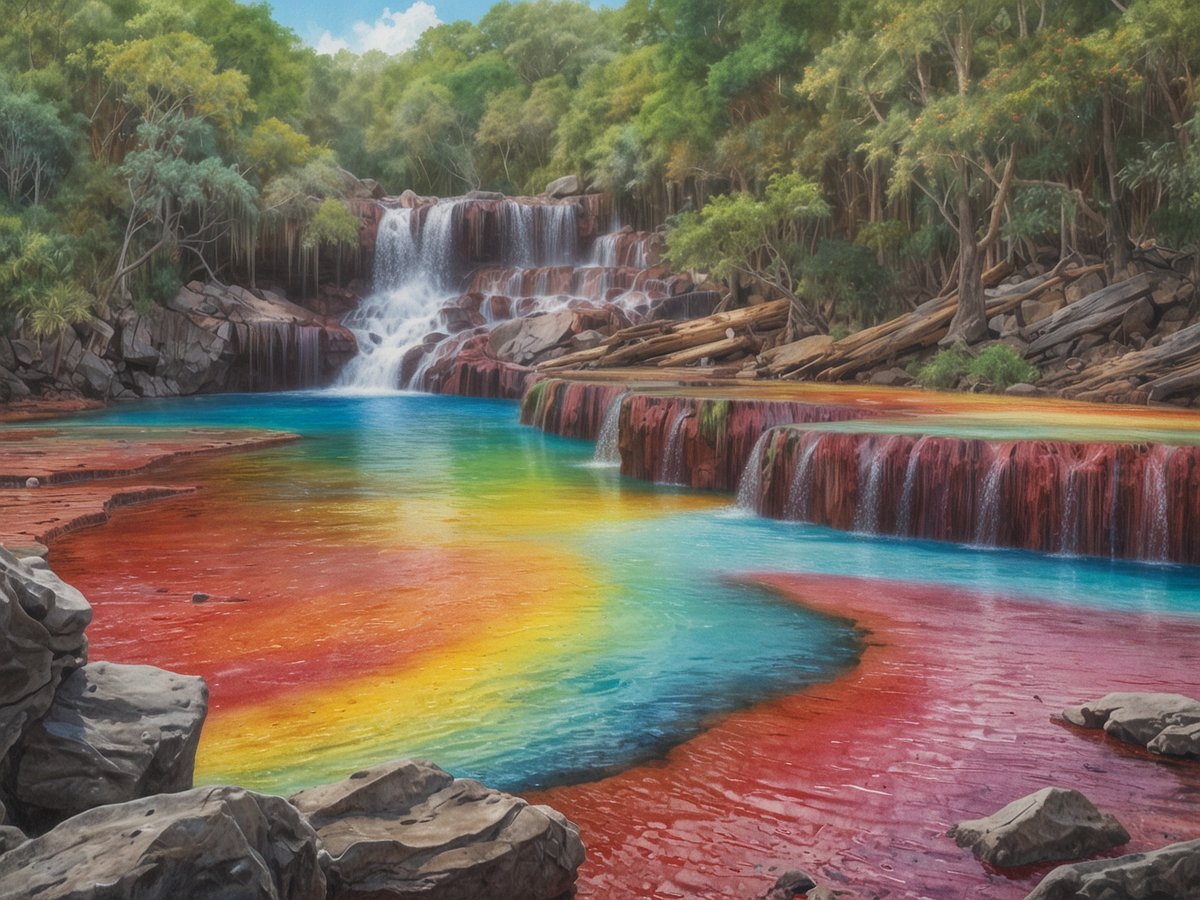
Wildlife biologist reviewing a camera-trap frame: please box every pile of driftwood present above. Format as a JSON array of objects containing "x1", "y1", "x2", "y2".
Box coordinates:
[
  {"x1": 538, "y1": 299, "x2": 788, "y2": 371},
  {"x1": 761, "y1": 260, "x2": 1106, "y2": 380}
]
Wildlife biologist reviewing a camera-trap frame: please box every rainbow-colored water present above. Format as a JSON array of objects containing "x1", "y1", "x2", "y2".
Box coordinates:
[{"x1": 46, "y1": 390, "x2": 1200, "y2": 897}]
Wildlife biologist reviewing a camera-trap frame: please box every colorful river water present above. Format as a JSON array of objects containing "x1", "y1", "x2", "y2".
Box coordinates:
[{"x1": 46, "y1": 391, "x2": 1200, "y2": 898}]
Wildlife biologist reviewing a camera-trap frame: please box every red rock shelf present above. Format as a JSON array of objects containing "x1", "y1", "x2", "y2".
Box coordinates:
[
  {"x1": 532, "y1": 572, "x2": 1200, "y2": 898},
  {"x1": 0, "y1": 428, "x2": 298, "y2": 554}
]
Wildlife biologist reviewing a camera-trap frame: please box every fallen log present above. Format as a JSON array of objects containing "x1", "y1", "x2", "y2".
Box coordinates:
[
  {"x1": 1025, "y1": 273, "x2": 1154, "y2": 357},
  {"x1": 655, "y1": 335, "x2": 757, "y2": 367}
]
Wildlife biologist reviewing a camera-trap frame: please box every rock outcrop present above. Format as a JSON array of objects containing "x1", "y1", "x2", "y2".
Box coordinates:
[
  {"x1": 0, "y1": 280, "x2": 356, "y2": 403},
  {"x1": 11, "y1": 661, "x2": 207, "y2": 831},
  {"x1": 290, "y1": 759, "x2": 586, "y2": 900},
  {"x1": 949, "y1": 787, "x2": 1129, "y2": 868},
  {"x1": 0, "y1": 548, "x2": 91, "y2": 769},
  {"x1": 0, "y1": 786, "x2": 327, "y2": 900},
  {"x1": 1025, "y1": 838, "x2": 1200, "y2": 899},
  {"x1": 1063, "y1": 692, "x2": 1200, "y2": 757}
]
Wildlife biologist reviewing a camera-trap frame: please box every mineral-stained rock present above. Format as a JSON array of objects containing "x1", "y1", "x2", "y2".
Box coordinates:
[
  {"x1": 1025, "y1": 838, "x2": 1200, "y2": 899},
  {"x1": 949, "y1": 787, "x2": 1128, "y2": 868},
  {"x1": 1063, "y1": 691, "x2": 1200, "y2": 755},
  {"x1": 0, "y1": 786, "x2": 326, "y2": 899},
  {"x1": 0, "y1": 548, "x2": 91, "y2": 763},
  {"x1": 12, "y1": 661, "x2": 207, "y2": 830},
  {"x1": 75, "y1": 350, "x2": 115, "y2": 398},
  {"x1": 289, "y1": 759, "x2": 585, "y2": 900}
]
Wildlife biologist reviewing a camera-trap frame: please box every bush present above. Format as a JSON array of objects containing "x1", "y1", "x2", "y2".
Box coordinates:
[
  {"x1": 967, "y1": 344, "x2": 1040, "y2": 391},
  {"x1": 915, "y1": 344, "x2": 971, "y2": 389}
]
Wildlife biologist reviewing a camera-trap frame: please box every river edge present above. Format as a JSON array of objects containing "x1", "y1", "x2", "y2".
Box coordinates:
[{"x1": 2, "y1": 388, "x2": 1199, "y2": 898}]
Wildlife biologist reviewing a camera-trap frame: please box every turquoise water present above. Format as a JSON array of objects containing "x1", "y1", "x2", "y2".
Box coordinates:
[{"x1": 55, "y1": 392, "x2": 1200, "y2": 794}]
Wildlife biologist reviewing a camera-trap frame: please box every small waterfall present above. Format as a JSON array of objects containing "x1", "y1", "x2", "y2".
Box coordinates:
[
  {"x1": 734, "y1": 431, "x2": 773, "y2": 511},
  {"x1": 1059, "y1": 458, "x2": 1082, "y2": 555},
  {"x1": 1143, "y1": 445, "x2": 1175, "y2": 560},
  {"x1": 592, "y1": 392, "x2": 626, "y2": 467},
  {"x1": 590, "y1": 233, "x2": 620, "y2": 267},
  {"x1": 784, "y1": 432, "x2": 823, "y2": 521},
  {"x1": 853, "y1": 435, "x2": 899, "y2": 534},
  {"x1": 897, "y1": 436, "x2": 930, "y2": 536},
  {"x1": 503, "y1": 202, "x2": 534, "y2": 265},
  {"x1": 973, "y1": 444, "x2": 1010, "y2": 546},
  {"x1": 662, "y1": 409, "x2": 692, "y2": 485},
  {"x1": 538, "y1": 204, "x2": 578, "y2": 265}
]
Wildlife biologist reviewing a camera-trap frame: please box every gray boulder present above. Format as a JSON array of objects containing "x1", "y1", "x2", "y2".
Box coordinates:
[
  {"x1": 1025, "y1": 838, "x2": 1200, "y2": 899},
  {"x1": 12, "y1": 661, "x2": 207, "y2": 830},
  {"x1": 1063, "y1": 692, "x2": 1200, "y2": 756},
  {"x1": 290, "y1": 759, "x2": 585, "y2": 900},
  {"x1": 0, "y1": 786, "x2": 326, "y2": 899},
  {"x1": 119, "y1": 319, "x2": 159, "y2": 368},
  {"x1": 75, "y1": 350, "x2": 115, "y2": 398},
  {"x1": 488, "y1": 310, "x2": 577, "y2": 365},
  {"x1": 544, "y1": 175, "x2": 584, "y2": 198},
  {"x1": 949, "y1": 787, "x2": 1128, "y2": 868},
  {"x1": 0, "y1": 549, "x2": 91, "y2": 764}
]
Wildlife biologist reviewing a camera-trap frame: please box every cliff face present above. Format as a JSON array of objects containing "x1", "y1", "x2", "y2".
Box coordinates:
[{"x1": 0, "y1": 280, "x2": 356, "y2": 404}]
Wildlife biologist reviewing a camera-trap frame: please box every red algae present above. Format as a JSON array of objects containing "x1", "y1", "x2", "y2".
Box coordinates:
[{"x1": 531, "y1": 573, "x2": 1200, "y2": 899}]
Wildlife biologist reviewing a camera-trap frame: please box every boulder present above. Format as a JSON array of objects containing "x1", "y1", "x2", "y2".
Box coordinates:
[
  {"x1": 488, "y1": 310, "x2": 577, "y2": 365},
  {"x1": 11, "y1": 662, "x2": 207, "y2": 830},
  {"x1": 0, "y1": 549, "x2": 91, "y2": 765},
  {"x1": 119, "y1": 319, "x2": 160, "y2": 368},
  {"x1": 289, "y1": 759, "x2": 585, "y2": 900},
  {"x1": 949, "y1": 787, "x2": 1128, "y2": 868},
  {"x1": 0, "y1": 365, "x2": 31, "y2": 400},
  {"x1": 1025, "y1": 838, "x2": 1200, "y2": 899},
  {"x1": 544, "y1": 175, "x2": 584, "y2": 198},
  {"x1": 1063, "y1": 692, "x2": 1200, "y2": 755},
  {"x1": 762, "y1": 869, "x2": 818, "y2": 899},
  {"x1": 75, "y1": 350, "x2": 115, "y2": 398},
  {"x1": 0, "y1": 786, "x2": 326, "y2": 899},
  {"x1": 1021, "y1": 293, "x2": 1066, "y2": 327}
]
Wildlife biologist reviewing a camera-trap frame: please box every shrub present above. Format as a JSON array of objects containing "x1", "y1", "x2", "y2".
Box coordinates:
[
  {"x1": 916, "y1": 344, "x2": 971, "y2": 389},
  {"x1": 967, "y1": 344, "x2": 1040, "y2": 391}
]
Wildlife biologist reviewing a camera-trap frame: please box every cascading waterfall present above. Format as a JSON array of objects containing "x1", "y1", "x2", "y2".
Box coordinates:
[
  {"x1": 661, "y1": 409, "x2": 692, "y2": 485},
  {"x1": 592, "y1": 392, "x2": 627, "y2": 467},
  {"x1": 853, "y1": 435, "x2": 900, "y2": 534},
  {"x1": 338, "y1": 196, "x2": 666, "y2": 392},
  {"x1": 1143, "y1": 445, "x2": 1175, "y2": 560},
  {"x1": 896, "y1": 436, "x2": 930, "y2": 537},
  {"x1": 972, "y1": 444, "x2": 1012, "y2": 546},
  {"x1": 735, "y1": 432, "x2": 773, "y2": 511},
  {"x1": 784, "y1": 432, "x2": 823, "y2": 521}
]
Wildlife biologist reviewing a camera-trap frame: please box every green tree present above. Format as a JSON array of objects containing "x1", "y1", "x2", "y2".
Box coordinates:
[{"x1": 0, "y1": 79, "x2": 75, "y2": 205}]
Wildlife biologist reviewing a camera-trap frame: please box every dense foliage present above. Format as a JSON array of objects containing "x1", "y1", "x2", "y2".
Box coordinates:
[{"x1": 1, "y1": 0, "x2": 1198, "y2": 339}]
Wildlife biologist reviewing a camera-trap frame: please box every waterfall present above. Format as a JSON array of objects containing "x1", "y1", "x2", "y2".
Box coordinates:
[
  {"x1": 734, "y1": 431, "x2": 772, "y2": 511},
  {"x1": 973, "y1": 444, "x2": 1011, "y2": 546},
  {"x1": 662, "y1": 409, "x2": 692, "y2": 485},
  {"x1": 784, "y1": 432, "x2": 823, "y2": 521},
  {"x1": 592, "y1": 392, "x2": 626, "y2": 467},
  {"x1": 1143, "y1": 445, "x2": 1175, "y2": 560},
  {"x1": 896, "y1": 436, "x2": 930, "y2": 536},
  {"x1": 853, "y1": 435, "x2": 899, "y2": 534},
  {"x1": 339, "y1": 197, "x2": 671, "y2": 392},
  {"x1": 1059, "y1": 459, "x2": 1082, "y2": 555}
]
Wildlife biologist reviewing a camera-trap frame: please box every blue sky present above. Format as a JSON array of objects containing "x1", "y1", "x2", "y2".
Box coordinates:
[{"x1": 266, "y1": 1, "x2": 608, "y2": 54}]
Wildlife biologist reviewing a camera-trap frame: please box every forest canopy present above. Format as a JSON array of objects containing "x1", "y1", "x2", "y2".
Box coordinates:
[{"x1": 0, "y1": 0, "x2": 1198, "y2": 338}]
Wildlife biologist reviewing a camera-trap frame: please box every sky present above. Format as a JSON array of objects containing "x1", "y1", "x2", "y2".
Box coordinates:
[{"x1": 265, "y1": 1, "x2": 606, "y2": 56}]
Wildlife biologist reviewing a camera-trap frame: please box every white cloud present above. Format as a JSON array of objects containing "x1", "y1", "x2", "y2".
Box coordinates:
[{"x1": 315, "y1": 3, "x2": 442, "y2": 56}]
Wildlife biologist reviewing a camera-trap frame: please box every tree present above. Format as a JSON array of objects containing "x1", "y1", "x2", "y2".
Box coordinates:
[
  {"x1": 0, "y1": 80, "x2": 74, "y2": 205},
  {"x1": 665, "y1": 173, "x2": 830, "y2": 335}
]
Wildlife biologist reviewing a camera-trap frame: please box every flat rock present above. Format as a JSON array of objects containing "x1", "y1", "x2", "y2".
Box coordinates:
[
  {"x1": 290, "y1": 759, "x2": 585, "y2": 900},
  {"x1": 488, "y1": 310, "x2": 577, "y2": 364},
  {"x1": 1025, "y1": 838, "x2": 1200, "y2": 899},
  {"x1": 544, "y1": 175, "x2": 584, "y2": 198},
  {"x1": 1063, "y1": 692, "x2": 1200, "y2": 755},
  {"x1": 12, "y1": 661, "x2": 207, "y2": 830},
  {"x1": 0, "y1": 786, "x2": 325, "y2": 899},
  {"x1": 949, "y1": 787, "x2": 1128, "y2": 868}
]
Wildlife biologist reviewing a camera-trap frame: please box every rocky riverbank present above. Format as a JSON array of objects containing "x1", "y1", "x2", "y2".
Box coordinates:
[
  {"x1": 0, "y1": 279, "x2": 357, "y2": 404},
  {"x1": 0, "y1": 433, "x2": 586, "y2": 899}
]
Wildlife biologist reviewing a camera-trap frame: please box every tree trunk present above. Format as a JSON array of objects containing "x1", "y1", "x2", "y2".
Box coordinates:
[
  {"x1": 944, "y1": 204, "x2": 988, "y2": 344},
  {"x1": 1101, "y1": 93, "x2": 1131, "y2": 275}
]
